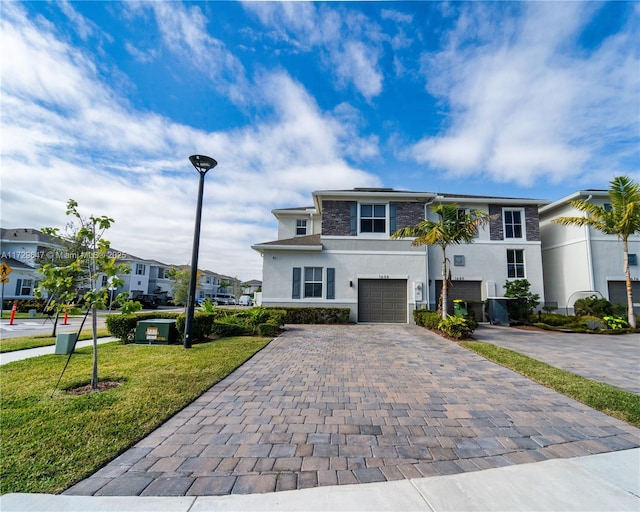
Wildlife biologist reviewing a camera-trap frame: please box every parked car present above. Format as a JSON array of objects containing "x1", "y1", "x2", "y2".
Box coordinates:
[
  {"x1": 238, "y1": 295, "x2": 253, "y2": 306},
  {"x1": 212, "y1": 293, "x2": 236, "y2": 305}
]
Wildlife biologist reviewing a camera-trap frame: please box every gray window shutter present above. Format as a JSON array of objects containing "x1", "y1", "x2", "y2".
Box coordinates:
[
  {"x1": 292, "y1": 267, "x2": 301, "y2": 299},
  {"x1": 349, "y1": 202, "x2": 357, "y2": 235},
  {"x1": 389, "y1": 203, "x2": 397, "y2": 234},
  {"x1": 15, "y1": 279, "x2": 22, "y2": 295},
  {"x1": 326, "y1": 268, "x2": 335, "y2": 299}
]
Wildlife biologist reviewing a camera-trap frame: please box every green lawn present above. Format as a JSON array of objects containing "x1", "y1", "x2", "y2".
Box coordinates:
[
  {"x1": 461, "y1": 341, "x2": 640, "y2": 429},
  {"x1": 1, "y1": 336, "x2": 271, "y2": 494},
  {"x1": 0, "y1": 328, "x2": 111, "y2": 353}
]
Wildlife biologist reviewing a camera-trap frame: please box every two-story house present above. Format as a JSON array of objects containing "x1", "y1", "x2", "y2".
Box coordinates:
[
  {"x1": 0, "y1": 228, "x2": 65, "y2": 301},
  {"x1": 539, "y1": 190, "x2": 640, "y2": 314},
  {"x1": 252, "y1": 188, "x2": 548, "y2": 323}
]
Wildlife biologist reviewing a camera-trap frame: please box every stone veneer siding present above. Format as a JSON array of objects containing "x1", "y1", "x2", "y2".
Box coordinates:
[
  {"x1": 321, "y1": 200, "x2": 428, "y2": 236},
  {"x1": 322, "y1": 201, "x2": 355, "y2": 236},
  {"x1": 395, "y1": 202, "x2": 427, "y2": 230},
  {"x1": 489, "y1": 204, "x2": 540, "y2": 241}
]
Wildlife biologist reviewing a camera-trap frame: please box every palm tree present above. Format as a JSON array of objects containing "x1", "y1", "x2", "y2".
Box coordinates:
[
  {"x1": 552, "y1": 176, "x2": 640, "y2": 328},
  {"x1": 392, "y1": 203, "x2": 493, "y2": 319}
]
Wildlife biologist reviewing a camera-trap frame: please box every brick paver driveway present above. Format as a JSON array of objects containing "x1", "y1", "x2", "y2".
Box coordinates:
[
  {"x1": 473, "y1": 324, "x2": 640, "y2": 395},
  {"x1": 66, "y1": 324, "x2": 640, "y2": 497}
]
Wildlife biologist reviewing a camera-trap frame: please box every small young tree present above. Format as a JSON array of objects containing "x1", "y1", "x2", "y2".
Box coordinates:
[
  {"x1": 168, "y1": 267, "x2": 191, "y2": 306},
  {"x1": 38, "y1": 199, "x2": 129, "y2": 390}
]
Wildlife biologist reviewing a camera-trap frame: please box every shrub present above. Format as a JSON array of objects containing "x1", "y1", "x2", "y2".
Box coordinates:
[
  {"x1": 503, "y1": 279, "x2": 540, "y2": 320},
  {"x1": 438, "y1": 315, "x2": 473, "y2": 339},
  {"x1": 270, "y1": 307, "x2": 350, "y2": 324},
  {"x1": 211, "y1": 319, "x2": 254, "y2": 337},
  {"x1": 603, "y1": 316, "x2": 628, "y2": 330},
  {"x1": 574, "y1": 295, "x2": 613, "y2": 318},
  {"x1": 538, "y1": 313, "x2": 576, "y2": 326},
  {"x1": 257, "y1": 322, "x2": 279, "y2": 337},
  {"x1": 414, "y1": 310, "x2": 441, "y2": 329}
]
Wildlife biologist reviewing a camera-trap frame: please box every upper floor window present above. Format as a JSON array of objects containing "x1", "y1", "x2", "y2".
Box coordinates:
[
  {"x1": 507, "y1": 249, "x2": 525, "y2": 278},
  {"x1": 457, "y1": 208, "x2": 480, "y2": 238},
  {"x1": 629, "y1": 254, "x2": 638, "y2": 266},
  {"x1": 360, "y1": 204, "x2": 386, "y2": 233},
  {"x1": 296, "y1": 219, "x2": 308, "y2": 236},
  {"x1": 603, "y1": 203, "x2": 612, "y2": 212},
  {"x1": 503, "y1": 209, "x2": 524, "y2": 239},
  {"x1": 157, "y1": 267, "x2": 166, "y2": 279},
  {"x1": 135, "y1": 263, "x2": 146, "y2": 275}
]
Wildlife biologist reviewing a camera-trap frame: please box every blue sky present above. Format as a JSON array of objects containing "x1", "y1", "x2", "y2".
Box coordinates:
[{"x1": 1, "y1": 1, "x2": 638, "y2": 281}]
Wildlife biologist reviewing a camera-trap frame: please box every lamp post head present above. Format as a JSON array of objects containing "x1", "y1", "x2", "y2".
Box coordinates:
[{"x1": 189, "y1": 155, "x2": 217, "y2": 174}]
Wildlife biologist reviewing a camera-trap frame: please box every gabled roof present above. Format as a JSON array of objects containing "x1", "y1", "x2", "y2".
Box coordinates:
[
  {"x1": 0, "y1": 228, "x2": 62, "y2": 246},
  {"x1": 252, "y1": 234, "x2": 322, "y2": 253}
]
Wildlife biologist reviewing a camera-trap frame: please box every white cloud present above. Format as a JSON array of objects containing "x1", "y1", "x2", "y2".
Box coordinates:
[
  {"x1": 411, "y1": 2, "x2": 639, "y2": 186},
  {"x1": 243, "y1": 2, "x2": 384, "y2": 101},
  {"x1": 0, "y1": 2, "x2": 380, "y2": 280}
]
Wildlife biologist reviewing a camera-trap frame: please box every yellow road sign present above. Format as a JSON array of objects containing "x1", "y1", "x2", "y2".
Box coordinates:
[
  {"x1": 0, "y1": 263, "x2": 12, "y2": 278},
  {"x1": 0, "y1": 277, "x2": 8, "y2": 283}
]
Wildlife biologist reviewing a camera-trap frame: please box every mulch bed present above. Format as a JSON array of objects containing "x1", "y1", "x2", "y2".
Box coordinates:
[{"x1": 66, "y1": 381, "x2": 123, "y2": 395}]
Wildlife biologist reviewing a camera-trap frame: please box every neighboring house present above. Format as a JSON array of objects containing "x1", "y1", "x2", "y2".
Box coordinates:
[
  {"x1": 112, "y1": 251, "x2": 154, "y2": 299},
  {"x1": 0, "y1": 228, "x2": 65, "y2": 301},
  {"x1": 252, "y1": 188, "x2": 548, "y2": 323},
  {"x1": 539, "y1": 190, "x2": 640, "y2": 314},
  {"x1": 242, "y1": 279, "x2": 262, "y2": 295}
]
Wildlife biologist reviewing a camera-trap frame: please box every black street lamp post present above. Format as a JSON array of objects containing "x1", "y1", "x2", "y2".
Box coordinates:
[{"x1": 184, "y1": 154, "x2": 217, "y2": 349}]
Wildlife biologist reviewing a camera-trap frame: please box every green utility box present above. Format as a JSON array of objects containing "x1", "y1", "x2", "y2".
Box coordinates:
[
  {"x1": 135, "y1": 319, "x2": 179, "y2": 345},
  {"x1": 55, "y1": 333, "x2": 77, "y2": 354},
  {"x1": 453, "y1": 300, "x2": 468, "y2": 318}
]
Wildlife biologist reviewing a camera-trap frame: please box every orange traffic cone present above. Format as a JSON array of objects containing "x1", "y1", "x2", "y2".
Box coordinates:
[{"x1": 9, "y1": 301, "x2": 17, "y2": 325}]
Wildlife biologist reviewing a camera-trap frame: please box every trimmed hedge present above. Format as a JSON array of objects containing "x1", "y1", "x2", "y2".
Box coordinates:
[
  {"x1": 269, "y1": 307, "x2": 351, "y2": 324},
  {"x1": 414, "y1": 310, "x2": 441, "y2": 329},
  {"x1": 105, "y1": 308, "x2": 283, "y2": 342}
]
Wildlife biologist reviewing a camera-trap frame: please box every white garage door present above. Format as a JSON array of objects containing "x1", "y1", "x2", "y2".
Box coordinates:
[{"x1": 358, "y1": 279, "x2": 407, "y2": 323}]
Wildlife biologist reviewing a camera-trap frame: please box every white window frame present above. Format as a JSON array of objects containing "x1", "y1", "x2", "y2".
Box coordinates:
[
  {"x1": 296, "y1": 219, "x2": 308, "y2": 236},
  {"x1": 135, "y1": 263, "x2": 146, "y2": 275},
  {"x1": 503, "y1": 208, "x2": 525, "y2": 240},
  {"x1": 457, "y1": 207, "x2": 480, "y2": 238},
  {"x1": 304, "y1": 267, "x2": 323, "y2": 298},
  {"x1": 359, "y1": 203, "x2": 387, "y2": 235},
  {"x1": 507, "y1": 249, "x2": 525, "y2": 279}
]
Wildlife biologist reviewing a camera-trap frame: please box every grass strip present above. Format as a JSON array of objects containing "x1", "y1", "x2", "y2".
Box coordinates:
[
  {"x1": 1, "y1": 336, "x2": 270, "y2": 494},
  {"x1": 460, "y1": 341, "x2": 640, "y2": 429},
  {"x1": 1, "y1": 328, "x2": 111, "y2": 353}
]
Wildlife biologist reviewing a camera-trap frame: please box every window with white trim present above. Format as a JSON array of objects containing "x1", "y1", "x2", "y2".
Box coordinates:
[
  {"x1": 507, "y1": 249, "x2": 525, "y2": 278},
  {"x1": 503, "y1": 209, "x2": 524, "y2": 239},
  {"x1": 292, "y1": 267, "x2": 336, "y2": 299},
  {"x1": 15, "y1": 278, "x2": 34, "y2": 296},
  {"x1": 360, "y1": 204, "x2": 386, "y2": 233},
  {"x1": 296, "y1": 219, "x2": 308, "y2": 236},
  {"x1": 304, "y1": 267, "x2": 323, "y2": 298},
  {"x1": 135, "y1": 263, "x2": 146, "y2": 275}
]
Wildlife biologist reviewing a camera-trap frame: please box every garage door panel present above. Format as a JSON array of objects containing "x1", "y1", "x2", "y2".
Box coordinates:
[{"x1": 358, "y1": 279, "x2": 407, "y2": 323}]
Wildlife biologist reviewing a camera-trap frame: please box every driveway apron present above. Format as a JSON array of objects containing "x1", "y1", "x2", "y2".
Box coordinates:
[
  {"x1": 65, "y1": 324, "x2": 640, "y2": 497},
  {"x1": 472, "y1": 324, "x2": 640, "y2": 395}
]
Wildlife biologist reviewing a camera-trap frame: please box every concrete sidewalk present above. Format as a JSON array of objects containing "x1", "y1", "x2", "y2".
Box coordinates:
[
  {"x1": 2, "y1": 448, "x2": 638, "y2": 511},
  {"x1": 0, "y1": 337, "x2": 118, "y2": 365}
]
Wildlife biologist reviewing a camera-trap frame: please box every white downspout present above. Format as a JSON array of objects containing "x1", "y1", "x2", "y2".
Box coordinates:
[{"x1": 584, "y1": 195, "x2": 595, "y2": 290}]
